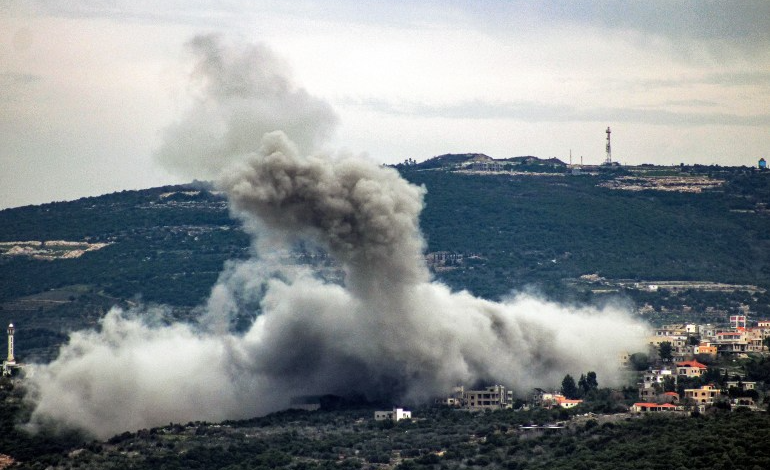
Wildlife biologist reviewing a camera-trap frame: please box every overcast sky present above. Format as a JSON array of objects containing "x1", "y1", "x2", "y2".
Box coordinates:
[{"x1": 2, "y1": 1, "x2": 769, "y2": 209}]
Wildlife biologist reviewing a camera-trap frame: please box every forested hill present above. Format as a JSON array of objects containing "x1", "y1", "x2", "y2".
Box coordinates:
[
  {"x1": 1, "y1": 164, "x2": 769, "y2": 360},
  {"x1": 402, "y1": 166, "x2": 770, "y2": 298}
]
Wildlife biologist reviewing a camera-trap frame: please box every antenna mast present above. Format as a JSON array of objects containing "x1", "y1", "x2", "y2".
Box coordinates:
[{"x1": 604, "y1": 126, "x2": 612, "y2": 165}]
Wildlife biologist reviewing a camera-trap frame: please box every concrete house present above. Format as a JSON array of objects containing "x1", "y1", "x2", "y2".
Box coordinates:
[
  {"x1": 631, "y1": 402, "x2": 678, "y2": 413},
  {"x1": 638, "y1": 368, "x2": 676, "y2": 400},
  {"x1": 676, "y1": 360, "x2": 708, "y2": 378},
  {"x1": 374, "y1": 408, "x2": 411, "y2": 422},
  {"x1": 684, "y1": 384, "x2": 721, "y2": 405}
]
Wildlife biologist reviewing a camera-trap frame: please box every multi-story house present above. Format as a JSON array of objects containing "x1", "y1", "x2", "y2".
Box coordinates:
[
  {"x1": 463, "y1": 385, "x2": 514, "y2": 410},
  {"x1": 676, "y1": 360, "x2": 708, "y2": 378},
  {"x1": 443, "y1": 385, "x2": 514, "y2": 411},
  {"x1": 684, "y1": 384, "x2": 721, "y2": 405},
  {"x1": 638, "y1": 368, "x2": 676, "y2": 400}
]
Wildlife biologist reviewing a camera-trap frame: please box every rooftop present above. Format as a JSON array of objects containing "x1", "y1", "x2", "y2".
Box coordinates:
[{"x1": 676, "y1": 360, "x2": 707, "y2": 369}]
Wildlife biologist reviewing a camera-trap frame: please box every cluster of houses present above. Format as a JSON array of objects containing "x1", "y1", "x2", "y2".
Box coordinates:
[
  {"x1": 382, "y1": 383, "x2": 579, "y2": 421},
  {"x1": 434, "y1": 384, "x2": 585, "y2": 412},
  {"x1": 647, "y1": 316, "x2": 770, "y2": 360},
  {"x1": 369, "y1": 313, "x2": 770, "y2": 421},
  {"x1": 632, "y1": 361, "x2": 758, "y2": 413},
  {"x1": 632, "y1": 315, "x2": 769, "y2": 414},
  {"x1": 432, "y1": 315, "x2": 769, "y2": 417}
]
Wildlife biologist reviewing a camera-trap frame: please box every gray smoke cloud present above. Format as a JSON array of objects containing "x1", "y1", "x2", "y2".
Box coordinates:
[
  {"x1": 26, "y1": 36, "x2": 649, "y2": 440},
  {"x1": 154, "y1": 34, "x2": 338, "y2": 179},
  {"x1": 221, "y1": 130, "x2": 429, "y2": 299}
]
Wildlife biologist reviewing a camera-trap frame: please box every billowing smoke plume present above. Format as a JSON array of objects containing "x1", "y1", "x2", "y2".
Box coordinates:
[
  {"x1": 154, "y1": 34, "x2": 338, "y2": 179},
  {"x1": 221, "y1": 130, "x2": 429, "y2": 299},
  {"x1": 26, "y1": 36, "x2": 649, "y2": 439}
]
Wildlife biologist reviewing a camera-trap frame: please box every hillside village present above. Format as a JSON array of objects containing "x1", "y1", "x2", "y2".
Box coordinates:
[
  {"x1": 4, "y1": 306, "x2": 768, "y2": 468},
  {"x1": 417, "y1": 312, "x2": 770, "y2": 420},
  {"x1": 5, "y1": 309, "x2": 770, "y2": 423},
  {"x1": 288, "y1": 310, "x2": 770, "y2": 426}
]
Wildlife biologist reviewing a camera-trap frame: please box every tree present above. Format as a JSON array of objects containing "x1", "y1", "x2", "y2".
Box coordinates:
[
  {"x1": 662, "y1": 375, "x2": 677, "y2": 393},
  {"x1": 562, "y1": 374, "x2": 579, "y2": 399},
  {"x1": 586, "y1": 371, "x2": 598, "y2": 390},
  {"x1": 578, "y1": 371, "x2": 599, "y2": 397},
  {"x1": 629, "y1": 352, "x2": 651, "y2": 371},
  {"x1": 578, "y1": 374, "x2": 587, "y2": 397},
  {"x1": 659, "y1": 342, "x2": 673, "y2": 362}
]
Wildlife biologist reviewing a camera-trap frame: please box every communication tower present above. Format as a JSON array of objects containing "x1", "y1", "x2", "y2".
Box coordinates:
[
  {"x1": 6, "y1": 323, "x2": 14, "y2": 363},
  {"x1": 604, "y1": 126, "x2": 612, "y2": 165}
]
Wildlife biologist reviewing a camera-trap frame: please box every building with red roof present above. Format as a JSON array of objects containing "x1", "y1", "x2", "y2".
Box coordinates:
[
  {"x1": 676, "y1": 360, "x2": 707, "y2": 377},
  {"x1": 662, "y1": 391, "x2": 680, "y2": 403},
  {"x1": 554, "y1": 396, "x2": 583, "y2": 409},
  {"x1": 631, "y1": 403, "x2": 678, "y2": 413}
]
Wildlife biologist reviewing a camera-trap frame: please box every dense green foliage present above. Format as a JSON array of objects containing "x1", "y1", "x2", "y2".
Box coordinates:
[
  {"x1": 0, "y1": 379, "x2": 87, "y2": 464},
  {"x1": 403, "y1": 168, "x2": 770, "y2": 301},
  {"x1": 1, "y1": 166, "x2": 769, "y2": 359},
  {"x1": 560, "y1": 375, "x2": 579, "y2": 399},
  {"x1": 5, "y1": 394, "x2": 770, "y2": 470}
]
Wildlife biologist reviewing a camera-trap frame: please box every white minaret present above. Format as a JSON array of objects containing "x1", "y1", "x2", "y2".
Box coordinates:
[{"x1": 7, "y1": 323, "x2": 14, "y2": 363}]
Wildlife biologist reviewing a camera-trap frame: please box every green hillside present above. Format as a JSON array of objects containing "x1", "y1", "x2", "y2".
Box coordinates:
[
  {"x1": 1, "y1": 163, "x2": 769, "y2": 360},
  {"x1": 404, "y1": 167, "x2": 770, "y2": 298}
]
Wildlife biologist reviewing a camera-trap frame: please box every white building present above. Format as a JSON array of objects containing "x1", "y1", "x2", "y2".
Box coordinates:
[
  {"x1": 374, "y1": 408, "x2": 411, "y2": 422},
  {"x1": 730, "y1": 315, "x2": 747, "y2": 329},
  {"x1": 554, "y1": 396, "x2": 582, "y2": 409},
  {"x1": 618, "y1": 351, "x2": 631, "y2": 368},
  {"x1": 531, "y1": 390, "x2": 582, "y2": 409},
  {"x1": 684, "y1": 324, "x2": 699, "y2": 335}
]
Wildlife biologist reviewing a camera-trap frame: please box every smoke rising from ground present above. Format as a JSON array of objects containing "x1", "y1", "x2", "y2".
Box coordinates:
[
  {"x1": 221, "y1": 130, "x2": 429, "y2": 299},
  {"x1": 26, "y1": 36, "x2": 649, "y2": 439}
]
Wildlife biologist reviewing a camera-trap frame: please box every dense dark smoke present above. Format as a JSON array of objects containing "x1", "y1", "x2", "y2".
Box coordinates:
[
  {"x1": 221, "y1": 130, "x2": 429, "y2": 298},
  {"x1": 26, "y1": 35, "x2": 649, "y2": 439}
]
